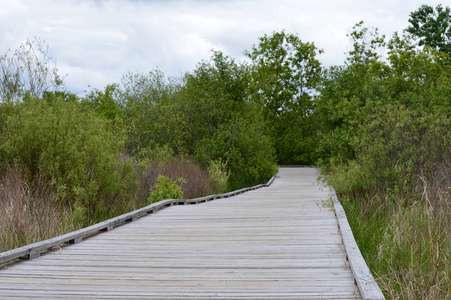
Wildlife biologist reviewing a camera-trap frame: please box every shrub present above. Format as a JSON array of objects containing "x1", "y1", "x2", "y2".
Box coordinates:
[
  {"x1": 0, "y1": 96, "x2": 133, "y2": 221},
  {"x1": 195, "y1": 116, "x2": 277, "y2": 189},
  {"x1": 148, "y1": 175, "x2": 185, "y2": 203},
  {"x1": 322, "y1": 105, "x2": 451, "y2": 299},
  {"x1": 138, "y1": 155, "x2": 212, "y2": 201},
  {"x1": 354, "y1": 105, "x2": 450, "y2": 206},
  {"x1": 207, "y1": 159, "x2": 229, "y2": 194}
]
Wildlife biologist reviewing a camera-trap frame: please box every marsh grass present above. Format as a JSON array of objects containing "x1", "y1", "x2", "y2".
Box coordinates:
[
  {"x1": 323, "y1": 104, "x2": 451, "y2": 299},
  {"x1": 0, "y1": 168, "x2": 74, "y2": 252},
  {"x1": 1, "y1": 155, "x2": 225, "y2": 253},
  {"x1": 138, "y1": 155, "x2": 214, "y2": 201},
  {"x1": 337, "y1": 171, "x2": 451, "y2": 299}
]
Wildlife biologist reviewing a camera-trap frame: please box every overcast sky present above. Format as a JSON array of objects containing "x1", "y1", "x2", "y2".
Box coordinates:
[{"x1": 0, "y1": 0, "x2": 445, "y2": 94}]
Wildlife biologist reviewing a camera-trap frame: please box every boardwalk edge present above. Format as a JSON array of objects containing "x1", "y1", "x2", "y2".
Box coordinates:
[
  {"x1": 0, "y1": 174, "x2": 276, "y2": 265},
  {"x1": 330, "y1": 188, "x2": 385, "y2": 300}
]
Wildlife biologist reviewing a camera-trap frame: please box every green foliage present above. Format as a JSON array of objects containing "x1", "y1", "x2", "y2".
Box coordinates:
[
  {"x1": 181, "y1": 51, "x2": 251, "y2": 149},
  {"x1": 356, "y1": 106, "x2": 449, "y2": 201},
  {"x1": 328, "y1": 104, "x2": 450, "y2": 203},
  {"x1": 186, "y1": 52, "x2": 276, "y2": 183},
  {"x1": 406, "y1": 4, "x2": 451, "y2": 55},
  {"x1": 184, "y1": 52, "x2": 278, "y2": 186},
  {"x1": 207, "y1": 159, "x2": 229, "y2": 194},
  {"x1": 246, "y1": 31, "x2": 323, "y2": 117},
  {"x1": 316, "y1": 21, "x2": 451, "y2": 166},
  {"x1": 194, "y1": 113, "x2": 277, "y2": 189},
  {"x1": 148, "y1": 175, "x2": 185, "y2": 203},
  {"x1": 0, "y1": 96, "x2": 133, "y2": 220},
  {"x1": 43, "y1": 91, "x2": 78, "y2": 104},
  {"x1": 82, "y1": 84, "x2": 123, "y2": 124},
  {"x1": 346, "y1": 21, "x2": 386, "y2": 66},
  {"x1": 246, "y1": 31, "x2": 323, "y2": 164},
  {"x1": 115, "y1": 70, "x2": 186, "y2": 156},
  {"x1": 137, "y1": 144, "x2": 175, "y2": 165},
  {"x1": 387, "y1": 32, "x2": 451, "y2": 113},
  {"x1": 112, "y1": 52, "x2": 277, "y2": 189},
  {"x1": 319, "y1": 20, "x2": 451, "y2": 299},
  {"x1": 325, "y1": 160, "x2": 370, "y2": 196},
  {"x1": 71, "y1": 199, "x2": 87, "y2": 229}
]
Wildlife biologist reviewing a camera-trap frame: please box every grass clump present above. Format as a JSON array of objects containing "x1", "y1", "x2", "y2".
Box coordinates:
[
  {"x1": 207, "y1": 159, "x2": 230, "y2": 194},
  {"x1": 0, "y1": 167, "x2": 74, "y2": 252}
]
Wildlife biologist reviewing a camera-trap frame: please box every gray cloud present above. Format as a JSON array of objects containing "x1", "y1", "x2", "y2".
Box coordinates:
[{"x1": 0, "y1": 0, "x2": 443, "y2": 94}]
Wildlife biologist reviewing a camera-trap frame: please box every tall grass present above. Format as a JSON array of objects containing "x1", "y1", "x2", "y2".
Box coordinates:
[
  {"x1": 324, "y1": 106, "x2": 451, "y2": 299},
  {"x1": 138, "y1": 155, "x2": 222, "y2": 202},
  {"x1": 0, "y1": 168, "x2": 74, "y2": 252},
  {"x1": 0, "y1": 154, "x2": 228, "y2": 253},
  {"x1": 339, "y1": 174, "x2": 451, "y2": 299}
]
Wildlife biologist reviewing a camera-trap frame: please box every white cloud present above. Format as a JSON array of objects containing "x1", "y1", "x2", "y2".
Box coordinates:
[{"x1": 0, "y1": 0, "x2": 445, "y2": 94}]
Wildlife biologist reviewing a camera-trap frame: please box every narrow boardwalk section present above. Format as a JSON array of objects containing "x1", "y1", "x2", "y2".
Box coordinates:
[{"x1": 0, "y1": 167, "x2": 361, "y2": 299}]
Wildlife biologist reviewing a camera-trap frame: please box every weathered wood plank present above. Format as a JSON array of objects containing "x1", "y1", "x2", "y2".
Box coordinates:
[
  {"x1": 331, "y1": 189, "x2": 385, "y2": 300},
  {"x1": 0, "y1": 167, "x2": 368, "y2": 299},
  {"x1": 0, "y1": 182, "x2": 271, "y2": 264}
]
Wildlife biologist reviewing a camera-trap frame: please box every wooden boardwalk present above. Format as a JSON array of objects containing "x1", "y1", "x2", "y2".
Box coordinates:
[{"x1": 0, "y1": 167, "x2": 363, "y2": 299}]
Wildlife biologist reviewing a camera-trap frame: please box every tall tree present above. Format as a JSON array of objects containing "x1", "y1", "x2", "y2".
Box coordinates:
[
  {"x1": 113, "y1": 70, "x2": 184, "y2": 156},
  {"x1": 180, "y1": 51, "x2": 276, "y2": 186},
  {"x1": 406, "y1": 4, "x2": 451, "y2": 55},
  {"x1": 0, "y1": 37, "x2": 63, "y2": 102},
  {"x1": 315, "y1": 22, "x2": 389, "y2": 164},
  {"x1": 246, "y1": 31, "x2": 323, "y2": 164}
]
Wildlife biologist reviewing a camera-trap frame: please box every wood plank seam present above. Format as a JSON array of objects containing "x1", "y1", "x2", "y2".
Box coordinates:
[
  {"x1": 0, "y1": 168, "x2": 364, "y2": 299},
  {"x1": 0, "y1": 176, "x2": 275, "y2": 265}
]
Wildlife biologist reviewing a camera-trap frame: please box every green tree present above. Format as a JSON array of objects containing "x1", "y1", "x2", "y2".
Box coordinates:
[
  {"x1": 246, "y1": 31, "x2": 323, "y2": 164},
  {"x1": 83, "y1": 84, "x2": 123, "y2": 124},
  {"x1": 406, "y1": 4, "x2": 451, "y2": 55},
  {"x1": 111, "y1": 53, "x2": 276, "y2": 188},
  {"x1": 387, "y1": 32, "x2": 451, "y2": 113},
  {"x1": 315, "y1": 22, "x2": 388, "y2": 164},
  {"x1": 181, "y1": 51, "x2": 276, "y2": 187},
  {"x1": 0, "y1": 96, "x2": 133, "y2": 220},
  {"x1": 317, "y1": 21, "x2": 451, "y2": 166},
  {"x1": 246, "y1": 31, "x2": 323, "y2": 118},
  {"x1": 315, "y1": 19, "x2": 451, "y2": 299},
  {"x1": 0, "y1": 37, "x2": 63, "y2": 102},
  {"x1": 180, "y1": 51, "x2": 250, "y2": 151},
  {"x1": 114, "y1": 70, "x2": 185, "y2": 156}
]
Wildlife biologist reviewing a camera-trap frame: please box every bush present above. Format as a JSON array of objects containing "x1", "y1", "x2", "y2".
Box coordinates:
[
  {"x1": 322, "y1": 105, "x2": 451, "y2": 299},
  {"x1": 0, "y1": 96, "x2": 134, "y2": 221},
  {"x1": 148, "y1": 175, "x2": 185, "y2": 203},
  {"x1": 354, "y1": 105, "x2": 450, "y2": 206},
  {"x1": 138, "y1": 154, "x2": 213, "y2": 201},
  {"x1": 195, "y1": 115, "x2": 277, "y2": 189},
  {"x1": 207, "y1": 159, "x2": 229, "y2": 194}
]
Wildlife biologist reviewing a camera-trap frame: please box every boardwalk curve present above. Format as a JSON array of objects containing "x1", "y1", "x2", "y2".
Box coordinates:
[{"x1": 0, "y1": 167, "x2": 378, "y2": 299}]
